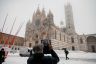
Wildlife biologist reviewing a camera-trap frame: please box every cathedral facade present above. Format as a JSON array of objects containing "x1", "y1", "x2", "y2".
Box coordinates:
[{"x1": 25, "y1": 4, "x2": 96, "y2": 52}]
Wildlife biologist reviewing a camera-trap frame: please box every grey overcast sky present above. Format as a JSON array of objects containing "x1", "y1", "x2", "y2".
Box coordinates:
[{"x1": 0, "y1": 0, "x2": 96, "y2": 37}]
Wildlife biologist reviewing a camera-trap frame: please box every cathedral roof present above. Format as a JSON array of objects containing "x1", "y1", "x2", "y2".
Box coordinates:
[{"x1": 87, "y1": 34, "x2": 96, "y2": 37}]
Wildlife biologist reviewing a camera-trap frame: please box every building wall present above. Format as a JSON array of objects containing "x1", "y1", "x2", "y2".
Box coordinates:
[
  {"x1": 0, "y1": 32, "x2": 24, "y2": 46},
  {"x1": 87, "y1": 36, "x2": 96, "y2": 52},
  {"x1": 25, "y1": 7, "x2": 88, "y2": 52},
  {"x1": 25, "y1": 5, "x2": 96, "y2": 53},
  {"x1": 50, "y1": 26, "x2": 70, "y2": 50}
]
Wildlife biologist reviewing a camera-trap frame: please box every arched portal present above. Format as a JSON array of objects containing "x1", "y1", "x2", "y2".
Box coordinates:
[{"x1": 87, "y1": 36, "x2": 96, "y2": 52}]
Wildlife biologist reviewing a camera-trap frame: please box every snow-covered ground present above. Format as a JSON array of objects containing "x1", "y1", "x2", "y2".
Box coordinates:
[{"x1": 3, "y1": 50, "x2": 96, "y2": 64}]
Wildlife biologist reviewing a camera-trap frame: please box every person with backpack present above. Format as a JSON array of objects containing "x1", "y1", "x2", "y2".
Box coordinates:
[
  {"x1": 64, "y1": 48, "x2": 69, "y2": 60},
  {"x1": 0, "y1": 48, "x2": 5, "y2": 64}
]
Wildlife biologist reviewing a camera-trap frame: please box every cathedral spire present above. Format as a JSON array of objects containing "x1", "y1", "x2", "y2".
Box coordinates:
[
  {"x1": 32, "y1": 11, "x2": 36, "y2": 21},
  {"x1": 47, "y1": 10, "x2": 54, "y2": 25},
  {"x1": 36, "y1": 6, "x2": 41, "y2": 15},
  {"x1": 41, "y1": 8, "x2": 46, "y2": 20},
  {"x1": 47, "y1": 10, "x2": 53, "y2": 17},
  {"x1": 42, "y1": 8, "x2": 46, "y2": 16}
]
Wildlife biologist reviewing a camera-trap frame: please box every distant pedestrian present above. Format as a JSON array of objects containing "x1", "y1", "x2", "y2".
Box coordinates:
[
  {"x1": 28, "y1": 49, "x2": 33, "y2": 57},
  {"x1": 29, "y1": 49, "x2": 32, "y2": 57},
  {"x1": 0, "y1": 48, "x2": 5, "y2": 64},
  {"x1": 64, "y1": 48, "x2": 69, "y2": 60}
]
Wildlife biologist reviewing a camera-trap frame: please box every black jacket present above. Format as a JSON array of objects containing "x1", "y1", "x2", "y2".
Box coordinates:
[
  {"x1": 0, "y1": 50, "x2": 5, "y2": 63},
  {"x1": 27, "y1": 49, "x2": 59, "y2": 64}
]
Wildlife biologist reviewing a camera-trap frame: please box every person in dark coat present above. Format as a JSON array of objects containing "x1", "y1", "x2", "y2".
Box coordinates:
[
  {"x1": 0, "y1": 48, "x2": 5, "y2": 64},
  {"x1": 64, "y1": 48, "x2": 69, "y2": 60},
  {"x1": 28, "y1": 49, "x2": 32, "y2": 57},
  {"x1": 27, "y1": 44, "x2": 59, "y2": 64}
]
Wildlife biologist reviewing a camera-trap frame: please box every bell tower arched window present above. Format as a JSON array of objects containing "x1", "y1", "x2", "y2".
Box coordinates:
[
  {"x1": 80, "y1": 38, "x2": 83, "y2": 44},
  {"x1": 71, "y1": 37, "x2": 74, "y2": 43},
  {"x1": 55, "y1": 30, "x2": 56, "y2": 39},
  {"x1": 60, "y1": 33, "x2": 61, "y2": 40}
]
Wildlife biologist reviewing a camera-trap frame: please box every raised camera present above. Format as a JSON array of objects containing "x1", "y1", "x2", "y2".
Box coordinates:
[{"x1": 41, "y1": 39, "x2": 51, "y2": 54}]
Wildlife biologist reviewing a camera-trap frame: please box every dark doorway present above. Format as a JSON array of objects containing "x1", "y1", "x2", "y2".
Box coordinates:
[
  {"x1": 91, "y1": 45, "x2": 95, "y2": 52},
  {"x1": 71, "y1": 37, "x2": 74, "y2": 43},
  {"x1": 29, "y1": 43, "x2": 32, "y2": 47},
  {"x1": 72, "y1": 46, "x2": 75, "y2": 51},
  {"x1": 80, "y1": 38, "x2": 83, "y2": 44},
  {"x1": 35, "y1": 41, "x2": 38, "y2": 44}
]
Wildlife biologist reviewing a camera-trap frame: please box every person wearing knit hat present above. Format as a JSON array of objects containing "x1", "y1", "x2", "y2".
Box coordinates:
[
  {"x1": 33, "y1": 44, "x2": 43, "y2": 54},
  {"x1": 27, "y1": 43, "x2": 59, "y2": 64}
]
